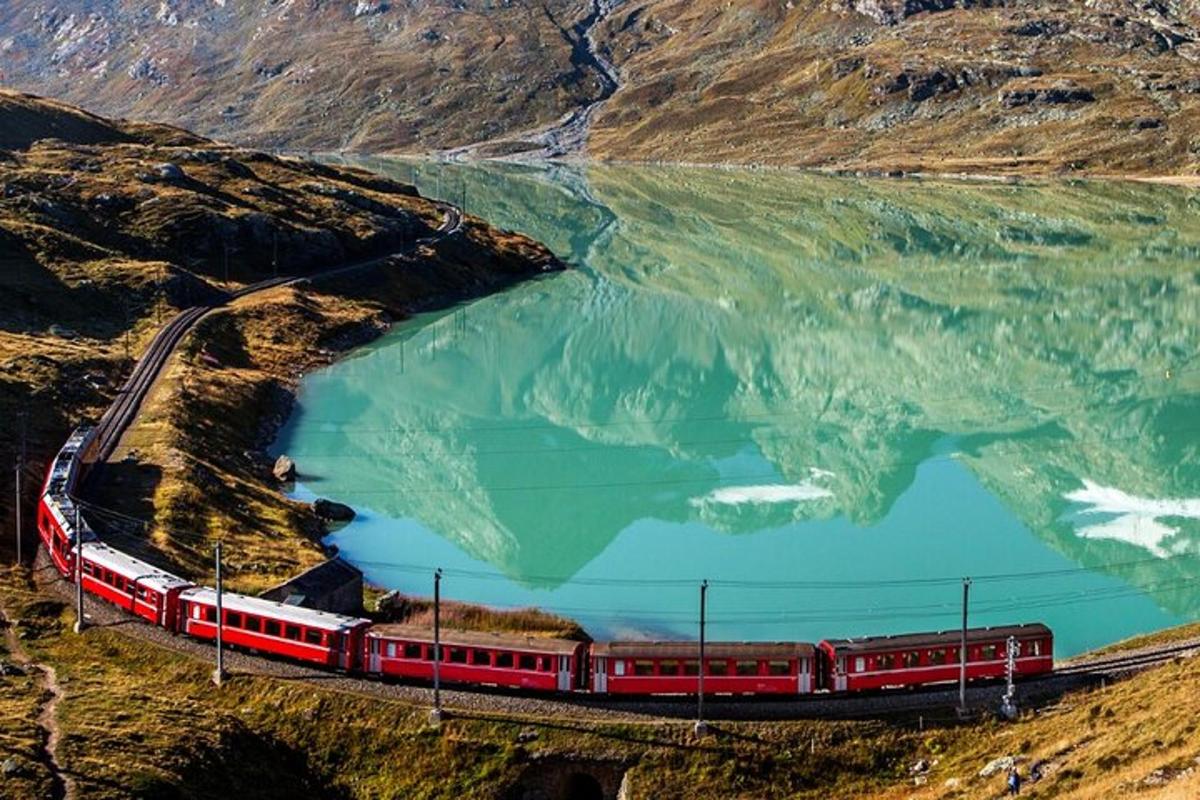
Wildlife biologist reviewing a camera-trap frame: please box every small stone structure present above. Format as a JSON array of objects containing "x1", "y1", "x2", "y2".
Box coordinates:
[{"x1": 259, "y1": 556, "x2": 364, "y2": 616}]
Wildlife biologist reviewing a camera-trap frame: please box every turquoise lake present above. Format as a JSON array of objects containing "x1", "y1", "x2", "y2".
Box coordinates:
[{"x1": 274, "y1": 162, "x2": 1200, "y2": 657}]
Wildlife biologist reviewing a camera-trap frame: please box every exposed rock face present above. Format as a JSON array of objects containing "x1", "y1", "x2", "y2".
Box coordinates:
[
  {"x1": 312, "y1": 499, "x2": 356, "y2": 522},
  {"x1": 272, "y1": 455, "x2": 297, "y2": 482},
  {"x1": 846, "y1": 0, "x2": 1006, "y2": 26},
  {"x1": 1000, "y1": 83, "x2": 1097, "y2": 107}
]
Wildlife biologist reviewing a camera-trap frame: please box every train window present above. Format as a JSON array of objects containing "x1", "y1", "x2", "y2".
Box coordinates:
[
  {"x1": 284, "y1": 625, "x2": 301, "y2": 641},
  {"x1": 659, "y1": 660, "x2": 680, "y2": 676},
  {"x1": 539, "y1": 657, "x2": 551, "y2": 672},
  {"x1": 265, "y1": 620, "x2": 282, "y2": 637},
  {"x1": 902, "y1": 651, "x2": 920, "y2": 669},
  {"x1": 980, "y1": 644, "x2": 998, "y2": 661},
  {"x1": 1029, "y1": 641, "x2": 1041, "y2": 657},
  {"x1": 707, "y1": 661, "x2": 729, "y2": 676},
  {"x1": 633, "y1": 660, "x2": 655, "y2": 676},
  {"x1": 385, "y1": 642, "x2": 397, "y2": 658},
  {"x1": 245, "y1": 616, "x2": 261, "y2": 633},
  {"x1": 449, "y1": 649, "x2": 468, "y2": 664},
  {"x1": 405, "y1": 643, "x2": 423, "y2": 659},
  {"x1": 496, "y1": 652, "x2": 514, "y2": 669},
  {"x1": 191, "y1": 604, "x2": 202, "y2": 620},
  {"x1": 929, "y1": 649, "x2": 947, "y2": 665},
  {"x1": 854, "y1": 657, "x2": 865, "y2": 673},
  {"x1": 204, "y1": 606, "x2": 218, "y2": 624},
  {"x1": 519, "y1": 654, "x2": 537, "y2": 671},
  {"x1": 471, "y1": 650, "x2": 491, "y2": 666},
  {"x1": 876, "y1": 653, "x2": 895, "y2": 670},
  {"x1": 768, "y1": 660, "x2": 790, "y2": 676},
  {"x1": 682, "y1": 660, "x2": 700, "y2": 676},
  {"x1": 736, "y1": 661, "x2": 760, "y2": 676},
  {"x1": 305, "y1": 629, "x2": 323, "y2": 646},
  {"x1": 225, "y1": 612, "x2": 242, "y2": 629}
]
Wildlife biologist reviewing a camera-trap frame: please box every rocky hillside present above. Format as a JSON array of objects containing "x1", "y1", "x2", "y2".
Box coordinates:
[
  {"x1": 587, "y1": 0, "x2": 1200, "y2": 174},
  {"x1": 3, "y1": 1, "x2": 1200, "y2": 174},
  {"x1": 0, "y1": 0, "x2": 602, "y2": 153}
]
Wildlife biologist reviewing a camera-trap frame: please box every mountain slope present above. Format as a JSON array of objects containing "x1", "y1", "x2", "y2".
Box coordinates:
[
  {"x1": 0, "y1": 0, "x2": 601, "y2": 153},
  {"x1": 1, "y1": 1, "x2": 1199, "y2": 173}
]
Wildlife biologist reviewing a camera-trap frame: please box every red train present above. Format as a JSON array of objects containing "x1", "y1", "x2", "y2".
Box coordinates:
[{"x1": 37, "y1": 427, "x2": 1056, "y2": 697}]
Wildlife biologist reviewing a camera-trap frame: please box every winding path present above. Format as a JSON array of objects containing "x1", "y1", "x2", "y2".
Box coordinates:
[{"x1": 1, "y1": 597, "x2": 74, "y2": 800}]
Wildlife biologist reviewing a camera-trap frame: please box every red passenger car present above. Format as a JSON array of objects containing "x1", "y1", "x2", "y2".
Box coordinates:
[
  {"x1": 589, "y1": 641, "x2": 817, "y2": 695},
  {"x1": 818, "y1": 623, "x2": 1054, "y2": 692},
  {"x1": 177, "y1": 588, "x2": 370, "y2": 670},
  {"x1": 76, "y1": 541, "x2": 193, "y2": 627},
  {"x1": 363, "y1": 625, "x2": 587, "y2": 692}
]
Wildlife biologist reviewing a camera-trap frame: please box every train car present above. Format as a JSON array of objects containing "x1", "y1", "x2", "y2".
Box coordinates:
[
  {"x1": 37, "y1": 495, "x2": 98, "y2": 577},
  {"x1": 76, "y1": 541, "x2": 193, "y2": 627},
  {"x1": 818, "y1": 623, "x2": 1054, "y2": 692},
  {"x1": 362, "y1": 625, "x2": 587, "y2": 692},
  {"x1": 177, "y1": 587, "x2": 370, "y2": 670},
  {"x1": 589, "y1": 641, "x2": 817, "y2": 695},
  {"x1": 37, "y1": 426, "x2": 99, "y2": 575}
]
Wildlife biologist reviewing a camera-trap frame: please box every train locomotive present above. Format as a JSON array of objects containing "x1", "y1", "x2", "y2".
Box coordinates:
[{"x1": 36, "y1": 427, "x2": 1055, "y2": 697}]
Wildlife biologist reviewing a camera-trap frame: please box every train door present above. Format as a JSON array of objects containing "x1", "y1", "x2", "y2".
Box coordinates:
[
  {"x1": 367, "y1": 637, "x2": 382, "y2": 673},
  {"x1": 593, "y1": 657, "x2": 608, "y2": 693},
  {"x1": 557, "y1": 655, "x2": 572, "y2": 691},
  {"x1": 798, "y1": 657, "x2": 811, "y2": 694},
  {"x1": 834, "y1": 656, "x2": 848, "y2": 692}
]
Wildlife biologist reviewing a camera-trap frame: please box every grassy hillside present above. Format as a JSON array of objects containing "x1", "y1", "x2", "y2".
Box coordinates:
[{"x1": 0, "y1": 566, "x2": 1197, "y2": 798}]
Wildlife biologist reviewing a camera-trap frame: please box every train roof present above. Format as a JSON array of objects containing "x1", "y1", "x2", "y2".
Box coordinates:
[
  {"x1": 367, "y1": 624, "x2": 585, "y2": 656},
  {"x1": 45, "y1": 496, "x2": 98, "y2": 544},
  {"x1": 590, "y1": 641, "x2": 816, "y2": 659},
  {"x1": 179, "y1": 587, "x2": 370, "y2": 633},
  {"x1": 45, "y1": 427, "x2": 95, "y2": 496},
  {"x1": 820, "y1": 623, "x2": 1052, "y2": 654},
  {"x1": 78, "y1": 541, "x2": 193, "y2": 593}
]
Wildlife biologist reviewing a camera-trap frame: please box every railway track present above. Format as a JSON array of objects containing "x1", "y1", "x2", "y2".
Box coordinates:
[{"x1": 85, "y1": 203, "x2": 462, "y2": 475}]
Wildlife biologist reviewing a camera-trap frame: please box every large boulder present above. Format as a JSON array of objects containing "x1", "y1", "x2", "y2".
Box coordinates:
[
  {"x1": 312, "y1": 499, "x2": 356, "y2": 522},
  {"x1": 272, "y1": 455, "x2": 297, "y2": 482}
]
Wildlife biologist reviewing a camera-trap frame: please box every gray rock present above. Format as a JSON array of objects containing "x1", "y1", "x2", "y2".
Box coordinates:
[
  {"x1": 1, "y1": 757, "x2": 19, "y2": 776},
  {"x1": 1133, "y1": 117, "x2": 1163, "y2": 130},
  {"x1": 155, "y1": 162, "x2": 186, "y2": 181},
  {"x1": 312, "y1": 499, "x2": 356, "y2": 522},
  {"x1": 273, "y1": 455, "x2": 297, "y2": 482}
]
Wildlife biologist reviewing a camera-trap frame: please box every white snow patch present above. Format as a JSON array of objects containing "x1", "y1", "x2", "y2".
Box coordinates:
[
  {"x1": 693, "y1": 482, "x2": 833, "y2": 507},
  {"x1": 1064, "y1": 479, "x2": 1200, "y2": 557}
]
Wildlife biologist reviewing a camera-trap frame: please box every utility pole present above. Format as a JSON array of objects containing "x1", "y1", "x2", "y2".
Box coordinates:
[
  {"x1": 14, "y1": 412, "x2": 25, "y2": 565},
  {"x1": 73, "y1": 506, "x2": 85, "y2": 634},
  {"x1": 1000, "y1": 635, "x2": 1018, "y2": 720},
  {"x1": 695, "y1": 579, "x2": 708, "y2": 737},
  {"x1": 958, "y1": 577, "x2": 971, "y2": 716},
  {"x1": 430, "y1": 568, "x2": 444, "y2": 725},
  {"x1": 213, "y1": 541, "x2": 226, "y2": 686}
]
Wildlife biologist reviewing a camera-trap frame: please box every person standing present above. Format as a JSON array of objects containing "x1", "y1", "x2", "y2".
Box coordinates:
[{"x1": 1008, "y1": 766, "x2": 1022, "y2": 796}]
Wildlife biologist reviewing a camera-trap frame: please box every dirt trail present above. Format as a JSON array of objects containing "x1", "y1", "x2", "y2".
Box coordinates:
[
  {"x1": 1, "y1": 592, "x2": 75, "y2": 800},
  {"x1": 442, "y1": 0, "x2": 623, "y2": 162}
]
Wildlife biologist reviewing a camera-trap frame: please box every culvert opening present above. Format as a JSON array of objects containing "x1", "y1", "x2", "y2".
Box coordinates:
[
  {"x1": 564, "y1": 772, "x2": 604, "y2": 800},
  {"x1": 503, "y1": 757, "x2": 628, "y2": 800}
]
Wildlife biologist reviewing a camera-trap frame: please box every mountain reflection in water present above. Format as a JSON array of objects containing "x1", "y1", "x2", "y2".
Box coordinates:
[{"x1": 275, "y1": 161, "x2": 1200, "y2": 656}]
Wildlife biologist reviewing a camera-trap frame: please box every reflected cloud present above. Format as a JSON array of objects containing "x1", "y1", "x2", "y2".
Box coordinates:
[{"x1": 1066, "y1": 480, "x2": 1200, "y2": 558}]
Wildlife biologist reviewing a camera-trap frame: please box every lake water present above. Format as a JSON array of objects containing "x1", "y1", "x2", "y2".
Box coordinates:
[{"x1": 274, "y1": 162, "x2": 1200, "y2": 657}]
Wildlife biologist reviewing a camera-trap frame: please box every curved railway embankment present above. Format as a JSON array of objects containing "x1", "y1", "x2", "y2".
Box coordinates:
[{"x1": 31, "y1": 549, "x2": 1200, "y2": 723}]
